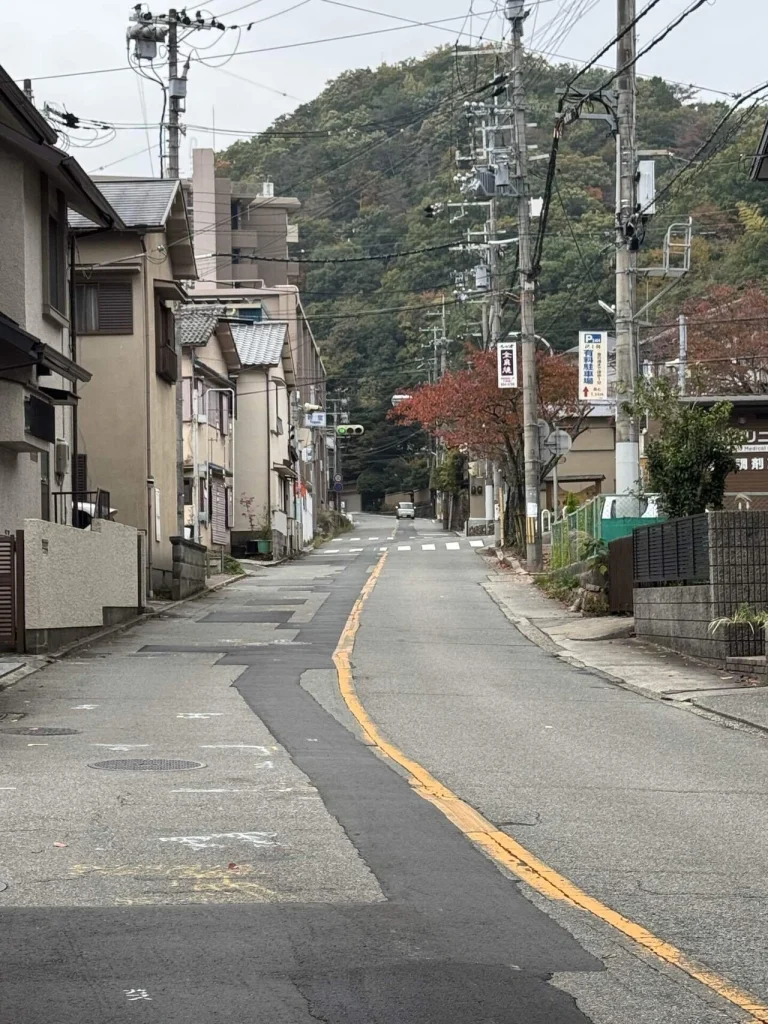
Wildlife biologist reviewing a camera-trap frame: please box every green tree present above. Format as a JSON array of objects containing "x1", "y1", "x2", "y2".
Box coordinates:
[{"x1": 630, "y1": 378, "x2": 741, "y2": 519}]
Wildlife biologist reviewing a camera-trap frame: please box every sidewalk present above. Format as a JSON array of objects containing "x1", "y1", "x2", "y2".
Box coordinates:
[
  {"x1": 0, "y1": 570, "x2": 248, "y2": 692},
  {"x1": 484, "y1": 556, "x2": 768, "y2": 736}
]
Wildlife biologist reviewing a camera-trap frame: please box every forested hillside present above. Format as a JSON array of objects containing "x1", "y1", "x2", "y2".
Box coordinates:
[{"x1": 220, "y1": 47, "x2": 768, "y2": 506}]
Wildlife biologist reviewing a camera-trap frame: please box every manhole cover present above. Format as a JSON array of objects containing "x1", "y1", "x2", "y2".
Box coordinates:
[
  {"x1": 88, "y1": 758, "x2": 206, "y2": 772},
  {"x1": 1, "y1": 727, "x2": 79, "y2": 736}
]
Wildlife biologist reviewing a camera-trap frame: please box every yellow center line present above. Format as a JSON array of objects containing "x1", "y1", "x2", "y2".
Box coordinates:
[{"x1": 333, "y1": 552, "x2": 768, "y2": 1024}]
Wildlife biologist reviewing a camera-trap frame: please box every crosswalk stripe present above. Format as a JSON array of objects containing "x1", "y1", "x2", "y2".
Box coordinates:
[
  {"x1": 348, "y1": 537, "x2": 361, "y2": 541},
  {"x1": 469, "y1": 539, "x2": 485, "y2": 548},
  {"x1": 422, "y1": 544, "x2": 436, "y2": 550},
  {"x1": 349, "y1": 548, "x2": 364, "y2": 552},
  {"x1": 397, "y1": 545, "x2": 411, "y2": 551},
  {"x1": 368, "y1": 536, "x2": 380, "y2": 540},
  {"x1": 325, "y1": 549, "x2": 340, "y2": 553},
  {"x1": 446, "y1": 542, "x2": 460, "y2": 550},
  {"x1": 379, "y1": 546, "x2": 389, "y2": 552}
]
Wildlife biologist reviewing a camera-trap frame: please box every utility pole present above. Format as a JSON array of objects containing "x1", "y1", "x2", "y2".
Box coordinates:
[
  {"x1": 167, "y1": 9, "x2": 181, "y2": 180},
  {"x1": 678, "y1": 313, "x2": 688, "y2": 396},
  {"x1": 614, "y1": 0, "x2": 639, "y2": 495},
  {"x1": 507, "y1": 0, "x2": 542, "y2": 569}
]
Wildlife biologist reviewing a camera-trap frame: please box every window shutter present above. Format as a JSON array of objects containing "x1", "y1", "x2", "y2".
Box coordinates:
[
  {"x1": 211, "y1": 482, "x2": 228, "y2": 545},
  {"x1": 74, "y1": 453, "x2": 88, "y2": 494},
  {"x1": 221, "y1": 393, "x2": 230, "y2": 436},
  {"x1": 182, "y1": 379, "x2": 192, "y2": 421},
  {"x1": 97, "y1": 282, "x2": 133, "y2": 332}
]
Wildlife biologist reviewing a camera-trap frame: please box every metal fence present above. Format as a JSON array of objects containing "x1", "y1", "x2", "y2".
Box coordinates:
[
  {"x1": 53, "y1": 490, "x2": 112, "y2": 529},
  {"x1": 550, "y1": 496, "x2": 603, "y2": 569},
  {"x1": 633, "y1": 514, "x2": 709, "y2": 585}
]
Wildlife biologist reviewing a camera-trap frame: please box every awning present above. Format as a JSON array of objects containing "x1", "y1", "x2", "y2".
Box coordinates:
[
  {"x1": 155, "y1": 279, "x2": 189, "y2": 302},
  {"x1": 38, "y1": 386, "x2": 79, "y2": 406},
  {"x1": 273, "y1": 463, "x2": 298, "y2": 480},
  {"x1": 0, "y1": 311, "x2": 91, "y2": 383}
]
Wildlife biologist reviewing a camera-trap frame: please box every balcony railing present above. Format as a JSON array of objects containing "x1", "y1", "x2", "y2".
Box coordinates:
[{"x1": 53, "y1": 490, "x2": 112, "y2": 529}]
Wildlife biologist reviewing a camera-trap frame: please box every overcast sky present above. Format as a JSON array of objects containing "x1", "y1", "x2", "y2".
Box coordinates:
[{"x1": 4, "y1": 0, "x2": 760, "y2": 179}]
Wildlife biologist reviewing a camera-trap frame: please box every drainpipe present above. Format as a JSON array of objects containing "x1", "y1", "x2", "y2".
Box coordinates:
[
  {"x1": 191, "y1": 359, "x2": 199, "y2": 543},
  {"x1": 265, "y1": 369, "x2": 272, "y2": 537},
  {"x1": 68, "y1": 235, "x2": 78, "y2": 496},
  {"x1": 140, "y1": 238, "x2": 153, "y2": 595}
]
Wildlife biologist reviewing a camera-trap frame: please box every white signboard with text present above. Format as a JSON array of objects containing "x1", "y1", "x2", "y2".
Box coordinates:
[
  {"x1": 497, "y1": 341, "x2": 518, "y2": 389},
  {"x1": 579, "y1": 331, "x2": 608, "y2": 401}
]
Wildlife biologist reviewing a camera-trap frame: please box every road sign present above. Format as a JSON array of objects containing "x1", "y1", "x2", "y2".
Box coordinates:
[
  {"x1": 541, "y1": 428, "x2": 572, "y2": 459},
  {"x1": 497, "y1": 340, "x2": 518, "y2": 388},
  {"x1": 333, "y1": 482, "x2": 344, "y2": 493},
  {"x1": 305, "y1": 411, "x2": 326, "y2": 428},
  {"x1": 333, "y1": 473, "x2": 343, "y2": 483},
  {"x1": 579, "y1": 331, "x2": 608, "y2": 401},
  {"x1": 537, "y1": 419, "x2": 551, "y2": 443}
]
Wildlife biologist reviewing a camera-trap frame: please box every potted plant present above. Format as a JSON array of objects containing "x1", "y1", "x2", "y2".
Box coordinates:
[
  {"x1": 709, "y1": 604, "x2": 768, "y2": 658},
  {"x1": 240, "y1": 495, "x2": 272, "y2": 557}
]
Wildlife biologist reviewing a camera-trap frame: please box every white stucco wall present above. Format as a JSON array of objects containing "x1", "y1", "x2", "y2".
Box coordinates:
[{"x1": 23, "y1": 518, "x2": 139, "y2": 629}]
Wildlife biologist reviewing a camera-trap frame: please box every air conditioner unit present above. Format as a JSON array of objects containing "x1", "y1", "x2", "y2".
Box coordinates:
[
  {"x1": 197, "y1": 511, "x2": 209, "y2": 524},
  {"x1": 197, "y1": 413, "x2": 207, "y2": 424},
  {"x1": 54, "y1": 437, "x2": 70, "y2": 478}
]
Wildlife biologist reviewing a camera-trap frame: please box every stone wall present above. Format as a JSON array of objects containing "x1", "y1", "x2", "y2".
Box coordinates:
[
  {"x1": 633, "y1": 584, "x2": 727, "y2": 664},
  {"x1": 634, "y1": 511, "x2": 768, "y2": 665},
  {"x1": 171, "y1": 536, "x2": 208, "y2": 601},
  {"x1": 23, "y1": 518, "x2": 141, "y2": 654}
]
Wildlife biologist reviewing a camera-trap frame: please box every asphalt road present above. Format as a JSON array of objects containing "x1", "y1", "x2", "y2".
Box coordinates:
[{"x1": 0, "y1": 511, "x2": 764, "y2": 1022}]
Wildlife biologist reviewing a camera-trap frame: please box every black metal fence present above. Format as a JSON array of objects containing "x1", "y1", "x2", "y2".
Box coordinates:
[
  {"x1": 633, "y1": 514, "x2": 709, "y2": 586},
  {"x1": 53, "y1": 490, "x2": 112, "y2": 529}
]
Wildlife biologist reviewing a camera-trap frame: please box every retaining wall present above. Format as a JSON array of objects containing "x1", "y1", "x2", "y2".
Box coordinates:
[{"x1": 171, "y1": 536, "x2": 208, "y2": 601}]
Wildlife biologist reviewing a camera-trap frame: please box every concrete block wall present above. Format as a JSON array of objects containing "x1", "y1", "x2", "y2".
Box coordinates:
[
  {"x1": 633, "y1": 584, "x2": 728, "y2": 664},
  {"x1": 709, "y1": 510, "x2": 768, "y2": 616},
  {"x1": 23, "y1": 518, "x2": 141, "y2": 654},
  {"x1": 171, "y1": 536, "x2": 208, "y2": 601}
]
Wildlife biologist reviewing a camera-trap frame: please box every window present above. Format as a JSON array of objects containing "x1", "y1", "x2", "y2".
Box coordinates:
[
  {"x1": 231, "y1": 200, "x2": 241, "y2": 229},
  {"x1": 40, "y1": 451, "x2": 50, "y2": 521},
  {"x1": 232, "y1": 247, "x2": 241, "y2": 265},
  {"x1": 221, "y1": 393, "x2": 230, "y2": 436},
  {"x1": 42, "y1": 179, "x2": 67, "y2": 317},
  {"x1": 207, "y1": 391, "x2": 221, "y2": 431},
  {"x1": 75, "y1": 282, "x2": 133, "y2": 334},
  {"x1": 199, "y1": 477, "x2": 207, "y2": 513},
  {"x1": 183, "y1": 479, "x2": 193, "y2": 506},
  {"x1": 155, "y1": 296, "x2": 178, "y2": 383}
]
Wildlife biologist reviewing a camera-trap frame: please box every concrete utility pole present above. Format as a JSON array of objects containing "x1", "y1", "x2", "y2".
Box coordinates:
[
  {"x1": 167, "y1": 9, "x2": 181, "y2": 179},
  {"x1": 614, "y1": 0, "x2": 639, "y2": 495},
  {"x1": 507, "y1": 0, "x2": 542, "y2": 569},
  {"x1": 678, "y1": 313, "x2": 688, "y2": 396}
]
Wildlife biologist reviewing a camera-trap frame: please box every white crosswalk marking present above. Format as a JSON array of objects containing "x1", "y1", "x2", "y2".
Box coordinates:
[
  {"x1": 379, "y1": 546, "x2": 389, "y2": 551},
  {"x1": 469, "y1": 539, "x2": 485, "y2": 548},
  {"x1": 446, "y1": 542, "x2": 460, "y2": 550},
  {"x1": 368, "y1": 537, "x2": 379, "y2": 540},
  {"x1": 398, "y1": 545, "x2": 411, "y2": 551},
  {"x1": 325, "y1": 549, "x2": 340, "y2": 553},
  {"x1": 350, "y1": 548, "x2": 364, "y2": 553},
  {"x1": 348, "y1": 538, "x2": 361, "y2": 541},
  {"x1": 422, "y1": 544, "x2": 436, "y2": 550}
]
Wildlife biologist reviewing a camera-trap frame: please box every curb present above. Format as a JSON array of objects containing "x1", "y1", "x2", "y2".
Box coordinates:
[
  {"x1": 483, "y1": 565, "x2": 768, "y2": 739},
  {"x1": 0, "y1": 571, "x2": 247, "y2": 692}
]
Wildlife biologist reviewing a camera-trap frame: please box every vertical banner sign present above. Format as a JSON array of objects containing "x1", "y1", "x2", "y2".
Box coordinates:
[
  {"x1": 579, "y1": 331, "x2": 608, "y2": 401},
  {"x1": 497, "y1": 340, "x2": 518, "y2": 389}
]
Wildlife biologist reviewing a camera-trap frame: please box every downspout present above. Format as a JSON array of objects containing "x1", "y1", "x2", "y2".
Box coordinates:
[
  {"x1": 140, "y1": 237, "x2": 153, "y2": 594},
  {"x1": 265, "y1": 369, "x2": 272, "y2": 537},
  {"x1": 191, "y1": 357, "x2": 199, "y2": 543},
  {"x1": 68, "y1": 235, "x2": 78, "y2": 494}
]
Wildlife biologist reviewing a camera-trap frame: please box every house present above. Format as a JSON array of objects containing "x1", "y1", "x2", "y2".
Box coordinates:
[
  {"x1": 184, "y1": 148, "x2": 328, "y2": 536},
  {"x1": 70, "y1": 178, "x2": 197, "y2": 595},
  {"x1": 230, "y1": 320, "x2": 299, "y2": 558},
  {"x1": 176, "y1": 304, "x2": 240, "y2": 567},
  {"x1": 0, "y1": 66, "x2": 122, "y2": 537}
]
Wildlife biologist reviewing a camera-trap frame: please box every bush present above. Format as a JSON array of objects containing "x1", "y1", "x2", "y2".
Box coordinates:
[{"x1": 536, "y1": 570, "x2": 579, "y2": 603}]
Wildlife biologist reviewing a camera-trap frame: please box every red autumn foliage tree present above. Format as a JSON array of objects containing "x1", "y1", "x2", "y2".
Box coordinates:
[
  {"x1": 389, "y1": 349, "x2": 588, "y2": 515},
  {"x1": 646, "y1": 286, "x2": 768, "y2": 395}
]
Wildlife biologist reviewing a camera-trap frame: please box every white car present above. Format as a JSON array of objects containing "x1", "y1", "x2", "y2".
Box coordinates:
[{"x1": 396, "y1": 502, "x2": 415, "y2": 520}]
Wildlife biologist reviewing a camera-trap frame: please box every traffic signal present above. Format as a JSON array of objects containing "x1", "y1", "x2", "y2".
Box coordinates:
[{"x1": 336, "y1": 424, "x2": 364, "y2": 437}]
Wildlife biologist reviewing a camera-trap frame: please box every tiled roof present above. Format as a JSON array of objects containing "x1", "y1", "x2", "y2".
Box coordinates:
[
  {"x1": 175, "y1": 304, "x2": 228, "y2": 348},
  {"x1": 231, "y1": 320, "x2": 289, "y2": 367},
  {"x1": 69, "y1": 179, "x2": 180, "y2": 230}
]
